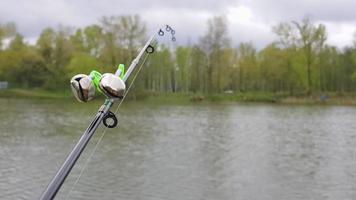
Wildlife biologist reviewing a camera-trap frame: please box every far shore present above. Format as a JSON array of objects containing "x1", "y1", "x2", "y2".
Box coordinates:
[{"x1": 1, "y1": 89, "x2": 356, "y2": 106}]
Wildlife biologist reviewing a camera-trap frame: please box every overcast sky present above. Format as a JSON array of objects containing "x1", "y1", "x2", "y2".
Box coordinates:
[{"x1": 1, "y1": 0, "x2": 356, "y2": 49}]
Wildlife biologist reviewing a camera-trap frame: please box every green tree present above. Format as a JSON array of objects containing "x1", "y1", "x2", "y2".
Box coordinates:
[
  {"x1": 83, "y1": 25, "x2": 103, "y2": 57},
  {"x1": 37, "y1": 27, "x2": 74, "y2": 90},
  {"x1": 273, "y1": 17, "x2": 327, "y2": 94},
  {"x1": 66, "y1": 53, "x2": 99, "y2": 77},
  {"x1": 292, "y1": 17, "x2": 327, "y2": 94},
  {"x1": 0, "y1": 22, "x2": 16, "y2": 49},
  {"x1": 200, "y1": 16, "x2": 230, "y2": 93},
  {"x1": 236, "y1": 42, "x2": 258, "y2": 91},
  {"x1": 189, "y1": 46, "x2": 207, "y2": 92},
  {"x1": 175, "y1": 46, "x2": 191, "y2": 92},
  {"x1": 259, "y1": 44, "x2": 289, "y2": 92},
  {"x1": 100, "y1": 15, "x2": 146, "y2": 67}
]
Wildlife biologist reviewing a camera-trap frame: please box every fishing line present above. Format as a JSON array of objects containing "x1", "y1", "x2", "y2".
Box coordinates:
[{"x1": 64, "y1": 51, "x2": 152, "y2": 200}]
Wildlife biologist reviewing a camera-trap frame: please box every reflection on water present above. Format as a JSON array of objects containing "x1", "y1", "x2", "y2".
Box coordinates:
[{"x1": 1, "y1": 99, "x2": 356, "y2": 200}]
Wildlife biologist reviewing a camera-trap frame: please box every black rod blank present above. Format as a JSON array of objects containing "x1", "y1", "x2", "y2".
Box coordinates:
[{"x1": 39, "y1": 100, "x2": 113, "y2": 200}]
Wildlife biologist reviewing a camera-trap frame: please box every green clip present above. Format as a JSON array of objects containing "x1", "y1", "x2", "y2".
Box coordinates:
[
  {"x1": 89, "y1": 70, "x2": 102, "y2": 92},
  {"x1": 117, "y1": 64, "x2": 125, "y2": 80}
]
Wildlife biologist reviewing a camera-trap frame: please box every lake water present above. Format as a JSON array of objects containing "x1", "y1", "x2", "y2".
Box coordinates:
[{"x1": 1, "y1": 98, "x2": 356, "y2": 200}]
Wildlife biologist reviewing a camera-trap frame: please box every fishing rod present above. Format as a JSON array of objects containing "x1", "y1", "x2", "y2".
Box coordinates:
[{"x1": 39, "y1": 25, "x2": 176, "y2": 200}]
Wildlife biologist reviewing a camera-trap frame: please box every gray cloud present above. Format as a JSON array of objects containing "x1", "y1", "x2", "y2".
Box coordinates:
[
  {"x1": 242, "y1": 0, "x2": 356, "y2": 22},
  {"x1": 0, "y1": 0, "x2": 356, "y2": 48}
]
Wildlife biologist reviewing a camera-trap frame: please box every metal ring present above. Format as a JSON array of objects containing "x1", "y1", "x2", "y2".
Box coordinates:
[
  {"x1": 171, "y1": 30, "x2": 175, "y2": 35},
  {"x1": 103, "y1": 111, "x2": 118, "y2": 128},
  {"x1": 166, "y1": 25, "x2": 172, "y2": 32},
  {"x1": 172, "y1": 37, "x2": 176, "y2": 42},
  {"x1": 145, "y1": 45, "x2": 154, "y2": 53},
  {"x1": 158, "y1": 29, "x2": 164, "y2": 36}
]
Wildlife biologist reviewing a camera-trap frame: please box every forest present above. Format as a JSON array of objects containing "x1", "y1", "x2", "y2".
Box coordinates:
[{"x1": 1, "y1": 15, "x2": 356, "y2": 97}]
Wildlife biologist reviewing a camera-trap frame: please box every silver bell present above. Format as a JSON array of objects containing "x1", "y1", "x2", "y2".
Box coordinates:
[
  {"x1": 99, "y1": 73, "x2": 126, "y2": 99},
  {"x1": 70, "y1": 74, "x2": 95, "y2": 102}
]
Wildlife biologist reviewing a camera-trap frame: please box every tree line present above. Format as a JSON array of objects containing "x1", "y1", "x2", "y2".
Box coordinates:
[{"x1": 1, "y1": 15, "x2": 356, "y2": 95}]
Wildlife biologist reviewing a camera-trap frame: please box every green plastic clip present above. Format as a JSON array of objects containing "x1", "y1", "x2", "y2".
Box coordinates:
[
  {"x1": 117, "y1": 64, "x2": 125, "y2": 80},
  {"x1": 89, "y1": 70, "x2": 102, "y2": 92}
]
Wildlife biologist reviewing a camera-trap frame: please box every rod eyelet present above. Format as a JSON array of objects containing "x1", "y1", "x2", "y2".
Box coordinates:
[
  {"x1": 145, "y1": 45, "x2": 155, "y2": 53},
  {"x1": 166, "y1": 25, "x2": 172, "y2": 32},
  {"x1": 103, "y1": 111, "x2": 118, "y2": 128},
  {"x1": 158, "y1": 29, "x2": 164, "y2": 36}
]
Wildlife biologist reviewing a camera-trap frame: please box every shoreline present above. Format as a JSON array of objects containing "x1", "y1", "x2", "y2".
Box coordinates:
[{"x1": 1, "y1": 89, "x2": 356, "y2": 106}]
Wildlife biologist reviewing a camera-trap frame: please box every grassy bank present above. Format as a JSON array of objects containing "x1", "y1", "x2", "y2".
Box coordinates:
[
  {"x1": 0, "y1": 89, "x2": 71, "y2": 99},
  {"x1": 142, "y1": 92, "x2": 356, "y2": 105},
  {"x1": 1, "y1": 89, "x2": 356, "y2": 105}
]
